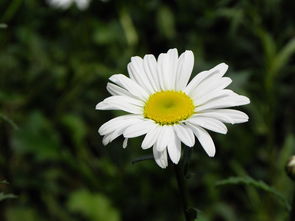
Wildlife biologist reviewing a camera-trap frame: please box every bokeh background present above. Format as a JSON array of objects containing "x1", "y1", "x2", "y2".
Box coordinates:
[{"x1": 0, "y1": 0, "x2": 295, "y2": 220}]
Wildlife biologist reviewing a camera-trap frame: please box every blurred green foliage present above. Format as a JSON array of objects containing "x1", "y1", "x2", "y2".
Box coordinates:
[
  {"x1": 0, "y1": 0, "x2": 294, "y2": 220},
  {"x1": 0, "y1": 180, "x2": 16, "y2": 202}
]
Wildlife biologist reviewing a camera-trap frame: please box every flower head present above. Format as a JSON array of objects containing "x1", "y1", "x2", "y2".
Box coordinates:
[{"x1": 96, "y1": 49, "x2": 250, "y2": 168}]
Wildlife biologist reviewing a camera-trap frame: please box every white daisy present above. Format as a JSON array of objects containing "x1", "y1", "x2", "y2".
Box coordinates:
[
  {"x1": 47, "y1": 0, "x2": 90, "y2": 10},
  {"x1": 96, "y1": 49, "x2": 250, "y2": 168}
]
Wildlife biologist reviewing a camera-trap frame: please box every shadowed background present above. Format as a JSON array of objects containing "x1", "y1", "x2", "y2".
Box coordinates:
[{"x1": 0, "y1": 0, "x2": 295, "y2": 220}]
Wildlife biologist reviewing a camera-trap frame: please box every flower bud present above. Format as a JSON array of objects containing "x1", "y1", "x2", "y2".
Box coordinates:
[{"x1": 286, "y1": 156, "x2": 295, "y2": 181}]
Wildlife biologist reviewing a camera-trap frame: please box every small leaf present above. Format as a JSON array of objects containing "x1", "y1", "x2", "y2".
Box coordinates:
[
  {"x1": 0, "y1": 113, "x2": 18, "y2": 130},
  {"x1": 60, "y1": 114, "x2": 87, "y2": 147},
  {"x1": 273, "y1": 38, "x2": 295, "y2": 75},
  {"x1": 67, "y1": 189, "x2": 120, "y2": 221},
  {"x1": 256, "y1": 28, "x2": 276, "y2": 65},
  {"x1": 119, "y1": 9, "x2": 138, "y2": 46},
  {"x1": 216, "y1": 176, "x2": 291, "y2": 211},
  {"x1": 157, "y1": 6, "x2": 175, "y2": 39}
]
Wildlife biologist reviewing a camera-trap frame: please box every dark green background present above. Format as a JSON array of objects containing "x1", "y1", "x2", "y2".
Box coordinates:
[{"x1": 0, "y1": 0, "x2": 294, "y2": 220}]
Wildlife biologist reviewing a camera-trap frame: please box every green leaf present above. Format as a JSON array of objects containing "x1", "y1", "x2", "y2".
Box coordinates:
[
  {"x1": 2, "y1": 0, "x2": 23, "y2": 22},
  {"x1": 216, "y1": 176, "x2": 291, "y2": 211},
  {"x1": 12, "y1": 111, "x2": 61, "y2": 161},
  {"x1": 119, "y1": 9, "x2": 138, "y2": 46},
  {"x1": 5, "y1": 206, "x2": 42, "y2": 221},
  {"x1": 157, "y1": 6, "x2": 175, "y2": 39},
  {"x1": 0, "y1": 113, "x2": 18, "y2": 130},
  {"x1": 67, "y1": 189, "x2": 120, "y2": 221},
  {"x1": 215, "y1": 8, "x2": 244, "y2": 33},
  {"x1": 256, "y1": 28, "x2": 276, "y2": 65},
  {"x1": 272, "y1": 38, "x2": 295, "y2": 76},
  {"x1": 60, "y1": 114, "x2": 87, "y2": 147},
  {"x1": 263, "y1": 36, "x2": 295, "y2": 89}
]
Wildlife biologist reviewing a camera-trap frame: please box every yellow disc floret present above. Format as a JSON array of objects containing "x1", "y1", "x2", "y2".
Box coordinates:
[{"x1": 144, "y1": 90, "x2": 195, "y2": 125}]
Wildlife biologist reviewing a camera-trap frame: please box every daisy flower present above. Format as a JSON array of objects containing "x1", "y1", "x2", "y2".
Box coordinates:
[{"x1": 96, "y1": 49, "x2": 250, "y2": 168}]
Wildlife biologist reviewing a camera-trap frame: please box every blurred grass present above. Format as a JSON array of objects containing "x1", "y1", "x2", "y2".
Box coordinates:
[{"x1": 0, "y1": 0, "x2": 294, "y2": 221}]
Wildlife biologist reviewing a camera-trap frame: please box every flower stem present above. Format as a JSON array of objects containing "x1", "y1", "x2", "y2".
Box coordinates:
[
  {"x1": 173, "y1": 148, "x2": 196, "y2": 221},
  {"x1": 173, "y1": 164, "x2": 193, "y2": 221}
]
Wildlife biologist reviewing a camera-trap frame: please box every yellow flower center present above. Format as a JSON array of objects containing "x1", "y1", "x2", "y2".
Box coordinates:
[{"x1": 144, "y1": 90, "x2": 195, "y2": 125}]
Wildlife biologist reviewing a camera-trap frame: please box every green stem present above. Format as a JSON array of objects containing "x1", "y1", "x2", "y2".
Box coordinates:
[
  {"x1": 173, "y1": 164, "x2": 190, "y2": 221},
  {"x1": 173, "y1": 150, "x2": 195, "y2": 221}
]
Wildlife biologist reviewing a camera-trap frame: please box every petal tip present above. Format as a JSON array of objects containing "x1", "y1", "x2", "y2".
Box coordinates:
[
  {"x1": 95, "y1": 102, "x2": 105, "y2": 110},
  {"x1": 217, "y1": 63, "x2": 229, "y2": 75},
  {"x1": 207, "y1": 150, "x2": 216, "y2": 157},
  {"x1": 168, "y1": 48, "x2": 178, "y2": 53},
  {"x1": 246, "y1": 97, "x2": 251, "y2": 104},
  {"x1": 159, "y1": 164, "x2": 168, "y2": 169},
  {"x1": 98, "y1": 127, "x2": 103, "y2": 135},
  {"x1": 123, "y1": 138, "x2": 128, "y2": 148},
  {"x1": 131, "y1": 56, "x2": 142, "y2": 62},
  {"x1": 171, "y1": 158, "x2": 180, "y2": 164}
]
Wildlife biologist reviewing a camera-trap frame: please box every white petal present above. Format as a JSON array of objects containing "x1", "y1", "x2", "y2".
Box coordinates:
[
  {"x1": 141, "y1": 125, "x2": 161, "y2": 149},
  {"x1": 153, "y1": 145, "x2": 168, "y2": 169},
  {"x1": 157, "y1": 49, "x2": 179, "y2": 90},
  {"x1": 184, "y1": 63, "x2": 228, "y2": 95},
  {"x1": 123, "y1": 120, "x2": 156, "y2": 138},
  {"x1": 74, "y1": 0, "x2": 90, "y2": 10},
  {"x1": 102, "y1": 133, "x2": 112, "y2": 146},
  {"x1": 156, "y1": 125, "x2": 171, "y2": 151},
  {"x1": 157, "y1": 53, "x2": 170, "y2": 90},
  {"x1": 99, "y1": 116, "x2": 143, "y2": 146},
  {"x1": 188, "y1": 116, "x2": 228, "y2": 134},
  {"x1": 98, "y1": 115, "x2": 142, "y2": 135},
  {"x1": 191, "y1": 77, "x2": 232, "y2": 101},
  {"x1": 96, "y1": 95, "x2": 144, "y2": 114},
  {"x1": 109, "y1": 74, "x2": 148, "y2": 101},
  {"x1": 143, "y1": 54, "x2": 160, "y2": 91},
  {"x1": 48, "y1": 0, "x2": 71, "y2": 9},
  {"x1": 173, "y1": 124, "x2": 195, "y2": 147},
  {"x1": 188, "y1": 124, "x2": 216, "y2": 157},
  {"x1": 102, "y1": 127, "x2": 129, "y2": 146},
  {"x1": 166, "y1": 49, "x2": 178, "y2": 90},
  {"x1": 193, "y1": 89, "x2": 234, "y2": 106},
  {"x1": 193, "y1": 112, "x2": 234, "y2": 124},
  {"x1": 102, "y1": 130, "x2": 122, "y2": 145},
  {"x1": 167, "y1": 130, "x2": 181, "y2": 164},
  {"x1": 195, "y1": 93, "x2": 250, "y2": 112},
  {"x1": 123, "y1": 138, "x2": 128, "y2": 148},
  {"x1": 106, "y1": 83, "x2": 131, "y2": 96},
  {"x1": 127, "y1": 56, "x2": 154, "y2": 94},
  {"x1": 198, "y1": 109, "x2": 249, "y2": 124},
  {"x1": 176, "y1": 50, "x2": 194, "y2": 90}
]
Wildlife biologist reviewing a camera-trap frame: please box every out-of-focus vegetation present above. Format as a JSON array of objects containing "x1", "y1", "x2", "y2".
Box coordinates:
[{"x1": 0, "y1": 0, "x2": 294, "y2": 220}]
